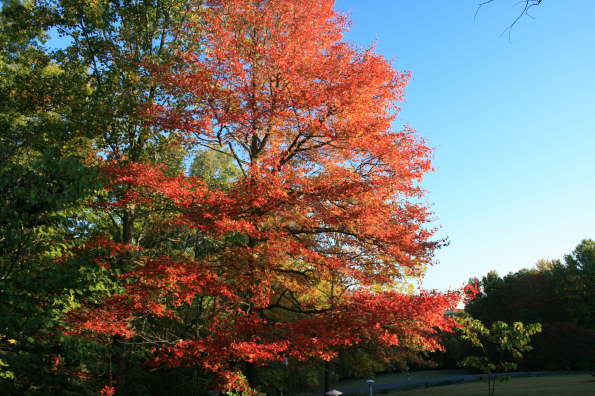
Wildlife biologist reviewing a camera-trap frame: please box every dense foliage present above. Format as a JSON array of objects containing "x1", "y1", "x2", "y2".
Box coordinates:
[
  {"x1": 463, "y1": 240, "x2": 595, "y2": 371},
  {"x1": 0, "y1": 0, "x2": 204, "y2": 394},
  {"x1": 0, "y1": 1, "x2": 466, "y2": 394}
]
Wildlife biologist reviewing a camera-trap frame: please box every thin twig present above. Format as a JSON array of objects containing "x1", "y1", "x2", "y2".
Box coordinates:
[{"x1": 475, "y1": 0, "x2": 544, "y2": 40}]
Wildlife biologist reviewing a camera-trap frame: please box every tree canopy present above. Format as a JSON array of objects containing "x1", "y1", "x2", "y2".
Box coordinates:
[{"x1": 0, "y1": 1, "x2": 465, "y2": 394}]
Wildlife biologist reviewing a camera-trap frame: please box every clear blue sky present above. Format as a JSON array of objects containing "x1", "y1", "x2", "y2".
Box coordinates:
[{"x1": 335, "y1": 0, "x2": 595, "y2": 291}]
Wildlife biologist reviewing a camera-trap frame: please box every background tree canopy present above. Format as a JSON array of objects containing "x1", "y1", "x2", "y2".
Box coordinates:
[{"x1": 462, "y1": 239, "x2": 595, "y2": 371}]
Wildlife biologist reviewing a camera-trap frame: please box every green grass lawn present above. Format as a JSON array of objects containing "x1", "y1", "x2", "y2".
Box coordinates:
[{"x1": 384, "y1": 374, "x2": 595, "y2": 396}]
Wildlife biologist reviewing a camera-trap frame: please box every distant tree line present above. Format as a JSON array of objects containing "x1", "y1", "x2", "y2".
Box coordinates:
[{"x1": 439, "y1": 239, "x2": 595, "y2": 371}]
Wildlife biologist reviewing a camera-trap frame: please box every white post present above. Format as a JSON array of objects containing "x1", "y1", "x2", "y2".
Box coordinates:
[{"x1": 367, "y1": 379, "x2": 375, "y2": 396}]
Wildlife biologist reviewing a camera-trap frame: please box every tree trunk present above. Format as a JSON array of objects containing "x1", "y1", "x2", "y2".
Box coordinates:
[
  {"x1": 245, "y1": 361, "x2": 257, "y2": 390},
  {"x1": 122, "y1": 210, "x2": 133, "y2": 245},
  {"x1": 113, "y1": 209, "x2": 133, "y2": 394},
  {"x1": 323, "y1": 361, "x2": 330, "y2": 395},
  {"x1": 112, "y1": 336, "x2": 130, "y2": 395}
]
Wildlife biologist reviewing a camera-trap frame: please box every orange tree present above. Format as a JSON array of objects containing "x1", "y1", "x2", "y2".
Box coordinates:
[{"x1": 67, "y1": 0, "x2": 466, "y2": 393}]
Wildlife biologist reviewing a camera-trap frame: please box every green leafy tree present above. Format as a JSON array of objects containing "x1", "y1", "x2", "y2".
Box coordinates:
[
  {"x1": 0, "y1": 2, "x2": 107, "y2": 392},
  {"x1": 190, "y1": 148, "x2": 242, "y2": 190},
  {"x1": 0, "y1": 0, "x2": 206, "y2": 393},
  {"x1": 456, "y1": 313, "x2": 541, "y2": 396},
  {"x1": 556, "y1": 240, "x2": 595, "y2": 328}
]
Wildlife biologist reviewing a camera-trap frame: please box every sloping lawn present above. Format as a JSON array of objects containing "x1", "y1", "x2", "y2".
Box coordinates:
[{"x1": 385, "y1": 374, "x2": 595, "y2": 396}]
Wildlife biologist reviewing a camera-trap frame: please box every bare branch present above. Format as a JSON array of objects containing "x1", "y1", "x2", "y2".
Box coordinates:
[{"x1": 475, "y1": 0, "x2": 544, "y2": 40}]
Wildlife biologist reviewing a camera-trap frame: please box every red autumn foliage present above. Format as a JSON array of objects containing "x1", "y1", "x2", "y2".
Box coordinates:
[
  {"x1": 67, "y1": 0, "x2": 465, "y2": 392},
  {"x1": 99, "y1": 385, "x2": 116, "y2": 396}
]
